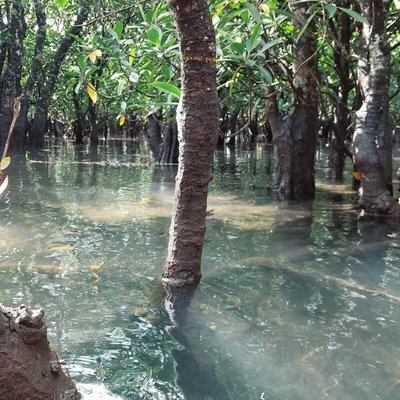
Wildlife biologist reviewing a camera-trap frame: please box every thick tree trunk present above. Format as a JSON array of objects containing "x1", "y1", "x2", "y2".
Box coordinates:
[
  {"x1": 265, "y1": 2, "x2": 318, "y2": 199},
  {"x1": 13, "y1": 0, "x2": 46, "y2": 148},
  {"x1": 0, "y1": 304, "x2": 80, "y2": 400},
  {"x1": 29, "y1": 0, "x2": 90, "y2": 148},
  {"x1": 353, "y1": 0, "x2": 398, "y2": 214},
  {"x1": 0, "y1": 1, "x2": 26, "y2": 151},
  {"x1": 162, "y1": 0, "x2": 219, "y2": 285}
]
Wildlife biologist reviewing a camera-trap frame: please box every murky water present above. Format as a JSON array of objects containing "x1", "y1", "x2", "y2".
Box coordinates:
[{"x1": 1, "y1": 140, "x2": 400, "y2": 400}]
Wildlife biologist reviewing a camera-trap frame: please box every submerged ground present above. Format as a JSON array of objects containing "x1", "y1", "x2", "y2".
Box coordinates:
[{"x1": 1, "y1": 140, "x2": 400, "y2": 399}]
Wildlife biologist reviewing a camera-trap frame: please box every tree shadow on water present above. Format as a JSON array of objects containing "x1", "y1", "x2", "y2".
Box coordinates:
[{"x1": 163, "y1": 283, "x2": 231, "y2": 400}]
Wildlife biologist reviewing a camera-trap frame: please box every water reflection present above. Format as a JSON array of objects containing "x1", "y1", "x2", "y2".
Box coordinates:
[
  {"x1": 0, "y1": 141, "x2": 399, "y2": 399},
  {"x1": 164, "y1": 283, "x2": 231, "y2": 400}
]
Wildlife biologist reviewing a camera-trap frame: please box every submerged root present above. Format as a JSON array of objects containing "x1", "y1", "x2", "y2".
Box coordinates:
[{"x1": 238, "y1": 256, "x2": 400, "y2": 303}]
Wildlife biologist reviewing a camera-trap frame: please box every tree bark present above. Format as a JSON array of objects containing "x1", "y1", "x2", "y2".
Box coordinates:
[
  {"x1": 13, "y1": 0, "x2": 46, "y2": 149},
  {"x1": 0, "y1": 1, "x2": 26, "y2": 151},
  {"x1": 0, "y1": 304, "x2": 80, "y2": 400},
  {"x1": 162, "y1": 0, "x2": 219, "y2": 285},
  {"x1": 329, "y1": 1, "x2": 354, "y2": 180},
  {"x1": 353, "y1": 0, "x2": 398, "y2": 214},
  {"x1": 29, "y1": 0, "x2": 90, "y2": 148},
  {"x1": 265, "y1": 1, "x2": 319, "y2": 199},
  {"x1": 147, "y1": 112, "x2": 162, "y2": 162}
]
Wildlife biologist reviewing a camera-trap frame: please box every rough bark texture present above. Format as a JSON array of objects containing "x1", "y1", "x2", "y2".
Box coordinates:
[
  {"x1": 147, "y1": 112, "x2": 162, "y2": 161},
  {"x1": 162, "y1": 0, "x2": 219, "y2": 285},
  {"x1": 13, "y1": 0, "x2": 46, "y2": 149},
  {"x1": 0, "y1": 1, "x2": 26, "y2": 151},
  {"x1": 329, "y1": 1, "x2": 353, "y2": 180},
  {"x1": 29, "y1": 0, "x2": 90, "y2": 148},
  {"x1": 0, "y1": 304, "x2": 80, "y2": 400},
  {"x1": 353, "y1": 0, "x2": 398, "y2": 214},
  {"x1": 265, "y1": 1, "x2": 319, "y2": 199}
]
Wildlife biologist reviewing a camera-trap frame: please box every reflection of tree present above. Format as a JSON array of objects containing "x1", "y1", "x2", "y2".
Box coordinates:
[{"x1": 163, "y1": 283, "x2": 231, "y2": 400}]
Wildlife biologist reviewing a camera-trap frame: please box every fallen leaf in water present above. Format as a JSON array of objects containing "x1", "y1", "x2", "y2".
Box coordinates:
[
  {"x1": 145, "y1": 313, "x2": 158, "y2": 322},
  {"x1": 353, "y1": 171, "x2": 362, "y2": 181},
  {"x1": 89, "y1": 262, "x2": 104, "y2": 270},
  {"x1": 136, "y1": 198, "x2": 152, "y2": 206},
  {"x1": 48, "y1": 245, "x2": 76, "y2": 251},
  {"x1": 91, "y1": 271, "x2": 100, "y2": 282}
]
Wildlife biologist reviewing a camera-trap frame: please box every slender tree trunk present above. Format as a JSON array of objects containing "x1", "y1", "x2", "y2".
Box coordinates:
[
  {"x1": 29, "y1": 0, "x2": 90, "y2": 148},
  {"x1": 13, "y1": 0, "x2": 46, "y2": 149},
  {"x1": 329, "y1": 1, "x2": 354, "y2": 180},
  {"x1": 0, "y1": 1, "x2": 26, "y2": 151},
  {"x1": 147, "y1": 112, "x2": 162, "y2": 161},
  {"x1": 162, "y1": 0, "x2": 219, "y2": 285},
  {"x1": 353, "y1": 0, "x2": 398, "y2": 214}
]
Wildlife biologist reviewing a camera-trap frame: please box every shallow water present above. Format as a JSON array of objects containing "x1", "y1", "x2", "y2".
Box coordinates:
[{"x1": 1, "y1": 140, "x2": 400, "y2": 399}]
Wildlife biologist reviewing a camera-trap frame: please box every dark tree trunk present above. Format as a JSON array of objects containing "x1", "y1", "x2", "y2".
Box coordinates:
[
  {"x1": 159, "y1": 111, "x2": 179, "y2": 164},
  {"x1": 353, "y1": 0, "x2": 398, "y2": 214},
  {"x1": 147, "y1": 112, "x2": 162, "y2": 161},
  {"x1": 0, "y1": 304, "x2": 80, "y2": 400},
  {"x1": 0, "y1": 1, "x2": 26, "y2": 151},
  {"x1": 29, "y1": 0, "x2": 90, "y2": 148},
  {"x1": 162, "y1": 0, "x2": 219, "y2": 285},
  {"x1": 13, "y1": 0, "x2": 46, "y2": 148},
  {"x1": 72, "y1": 91, "x2": 85, "y2": 145},
  {"x1": 329, "y1": 1, "x2": 354, "y2": 180},
  {"x1": 88, "y1": 99, "x2": 98, "y2": 147},
  {"x1": 265, "y1": 1, "x2": 319, "y2": 200}
]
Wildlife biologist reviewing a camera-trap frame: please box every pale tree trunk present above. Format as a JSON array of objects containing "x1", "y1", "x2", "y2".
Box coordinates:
[
  {"x1": 265, "y1": 1, "x2": 319, "y2": 199},
  {"x1": 162, "y1": 0, "x2": 219, "y2": 285},
  {"x1": 353, "y1": 0, "x2": 398, "y2": 214}
]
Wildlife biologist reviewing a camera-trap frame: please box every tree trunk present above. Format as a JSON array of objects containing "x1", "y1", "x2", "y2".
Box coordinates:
[
  {"x1": 265, "y1": 1, "x2": 319, "y2": 199},
  {"x1": 29, "y1": 0, "x2": 90, "y2": 148},
  {"x1": 13, "y1": 0, "x2": 46, "y2": 149},
  {"x1": 0, "y1": 1, "x2": 26, "y2": 151},
  {"x1": 329, "y1": 1, "x2": 354, "y2": 180},
  {"x1": 147, "y1": 112, "x2": 162, "y2": 162},
  {"x1": 162, "y1": 0, "x2": 219, "y2": 285},
  {"x1": 353, "y1": 0, "x2": 398, "y2": 214},
  {"x1": 0, "y1": 304, "x2": 80, "y2": 400},
  {"x1": 159, "y1": 110, "x2": 179, "y2": 164}
]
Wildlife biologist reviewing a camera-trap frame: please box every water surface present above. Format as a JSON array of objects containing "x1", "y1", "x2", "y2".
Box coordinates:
[{"x1": 1, "y1": 140, "x2": 400, "y2": 399}]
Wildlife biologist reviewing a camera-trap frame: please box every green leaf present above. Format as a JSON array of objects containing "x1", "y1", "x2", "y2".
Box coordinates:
[
  {"x1": 296, "y1": 13, "x2": 316, "y2": 42},
  {"x1": 114, "y1": 21, "x2": 124, "y2": 39},
  {"x1": 231, "y1": 42, "x2": 246, "y2": 54},
  {"x1": 0, "y1": 156, "x2": 11, "y2": 171},
  {"x1": 151, "y1": 82, "x2": 181, "y2": 98},
  {"x1": 57, "y1": 0, "x2": 69, "y2": 7},
  {"x1": 257, "y1": 65, "x2": 273, "y2": 84},
  {"x1": 338, "y1": 7, "x2": 369, "y2": 25},
  {"x1": 325, "y1": 3, "x2": 337, "y2": 19},
  {"x1": 161, "y1": 65, "x2": 171, "y2": 80},
  {"x1": 246, "y1": 3, "x2": 261, "y2": 23},
  {"x1": 247, "y1": 22, "x2": 262, "y2": 53},
  {"x1": 148, "y1": 27, "x2": 161, "y2": 45}
]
